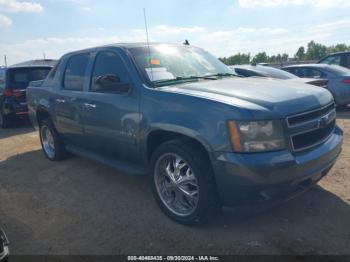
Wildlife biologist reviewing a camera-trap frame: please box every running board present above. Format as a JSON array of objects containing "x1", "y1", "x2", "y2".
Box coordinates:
[{"x1": 65, "y1": 144, "x2": 149, "y2": 176}]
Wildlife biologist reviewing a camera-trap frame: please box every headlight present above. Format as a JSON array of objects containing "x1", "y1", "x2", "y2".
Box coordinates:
[{"x1": 228, "y1": 120, "x2": 285, "y2": 152}]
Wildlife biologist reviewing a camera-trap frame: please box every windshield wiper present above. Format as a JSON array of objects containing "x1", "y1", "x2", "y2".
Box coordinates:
[
  {"x1": 203, "y1": 73, "x2": 239, "y2": 78},
  {"x1": 153, "y1": 75, "x2": 218, "y2": 87}
]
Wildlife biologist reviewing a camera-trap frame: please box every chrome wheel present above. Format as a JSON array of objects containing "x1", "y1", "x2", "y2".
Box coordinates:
[
  {"x1": 154, "y1": 153, "x2": 199, "y2": 217},
  {"x1": 41, "y1": 125, "x2": 55, "y2": 159}
]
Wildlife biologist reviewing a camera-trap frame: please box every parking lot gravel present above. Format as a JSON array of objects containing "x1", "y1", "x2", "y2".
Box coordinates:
[{"x1": 0, "y1": 108, "x2": 349, "y2": 255}]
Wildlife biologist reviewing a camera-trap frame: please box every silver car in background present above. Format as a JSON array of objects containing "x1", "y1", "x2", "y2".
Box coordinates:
[
  {"x1": 229, "y1": 64, "x2": 328, "y2": 88},
  {"x1": 282, "y1": 64, "x2": 350, "y2": 106}
]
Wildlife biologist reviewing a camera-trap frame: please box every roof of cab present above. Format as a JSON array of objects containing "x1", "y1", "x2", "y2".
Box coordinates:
[{"x1": 63, "y1": 42, "x2": 190, "y2": 56}]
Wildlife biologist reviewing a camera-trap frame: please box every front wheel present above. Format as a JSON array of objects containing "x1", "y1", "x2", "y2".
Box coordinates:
[{"x1": 150, "y1": 140, "x2": 221, "y2": 225}]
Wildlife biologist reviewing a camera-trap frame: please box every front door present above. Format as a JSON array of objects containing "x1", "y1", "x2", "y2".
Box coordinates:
[{"x1": 80, "y1": 51, "x2": 140, "y2": 162}]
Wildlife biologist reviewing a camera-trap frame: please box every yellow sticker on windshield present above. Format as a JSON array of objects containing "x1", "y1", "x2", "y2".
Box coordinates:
[{"x1": 150, "y1": 59, "x2": 161, "y2": 65}]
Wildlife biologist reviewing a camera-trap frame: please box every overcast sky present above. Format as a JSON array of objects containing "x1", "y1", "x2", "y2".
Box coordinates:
[{"x1": 0, "y1": 0, "x2": 350, "y2": 65}]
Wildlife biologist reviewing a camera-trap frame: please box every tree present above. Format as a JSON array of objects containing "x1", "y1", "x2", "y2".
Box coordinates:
[
  {"x1": 219, "y1": 53, "x2": 251, "y2": 65},
  {"x1": 252, "y1": 52, "x2": 268, "y2": 64},
  {"x1": 305, "y1": 41, "x2": 327, "y2": 60},
  {"x1": 295, "y1": 46, "x2": 305, "y2": 60},
  {"x1": 327, "y1": 43, "x2": 349, "y2": 53}
]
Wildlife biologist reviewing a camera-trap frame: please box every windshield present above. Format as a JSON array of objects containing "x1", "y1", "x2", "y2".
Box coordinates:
[
  {"x1": 129, "y1": 45, "x2": 233, "y2": 86},
  {"x1": 7, "y1": 67, "x2": 51, "y2": 89}
]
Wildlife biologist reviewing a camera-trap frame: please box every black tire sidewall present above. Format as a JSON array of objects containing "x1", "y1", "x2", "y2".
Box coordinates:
[{"x1": 150, "y1": 141, "x2": 213, "y2": 225}]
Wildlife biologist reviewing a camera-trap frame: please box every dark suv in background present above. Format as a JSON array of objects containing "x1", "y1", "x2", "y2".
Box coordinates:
[
  {"x1": 0, "y1": 59, "x2": 56, "y2": 128},
  {"x1": 318, "y1": 51, "x2": 350, "y2": 69}
]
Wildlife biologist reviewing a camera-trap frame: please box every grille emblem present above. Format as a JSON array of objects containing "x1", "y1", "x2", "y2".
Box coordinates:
[{"x1": 318, "y1": 112, "x2": 333, "y2": 128}]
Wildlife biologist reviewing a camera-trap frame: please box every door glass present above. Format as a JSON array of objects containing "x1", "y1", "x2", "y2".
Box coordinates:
[
  {"x1": 91, "y1": 51, "x2": 129, "y2": 92},
  {"x1": 64, "y1": 53, "x2": 90, "y2": 91},
  {"x1": 320, "y1": 55, "x2": 341, "y2": 65},
  {"x1": 303, "y1": 68, "x2": 326, "y2": 78}
]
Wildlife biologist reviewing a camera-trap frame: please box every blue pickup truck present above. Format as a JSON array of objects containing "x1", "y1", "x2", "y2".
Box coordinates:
[{"x1": 27, "y1": 43, "x2": 343, "y2": 224}]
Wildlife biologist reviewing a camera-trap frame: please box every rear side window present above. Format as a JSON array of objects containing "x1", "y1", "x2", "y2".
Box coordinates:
[
  {"x1": 7, "y1": 67, "x2": 51, "y2": 89},
  {"x1": 234, "y1": 68, "x2": 264, "y2": 77},
  {"x1": 302, "y1": 68, "x2": 327, "y2": 78},
  {"x1": 320, "y1": 55, "x2": 341, "y2": 66},
  {"x1": 64, "y1": 53, "x2": 90, "y2": 91},
  {"x1": 47, "y1": 61, "x2": 60, "y2": 80},
  {"x1": 91, "y1": 51, "x2": 129, "y2": 92}
]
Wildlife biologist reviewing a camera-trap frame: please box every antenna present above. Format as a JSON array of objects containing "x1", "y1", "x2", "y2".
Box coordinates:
[
  {"x1": 143, "y1": 8, "x2": 153, "y2": 82},
  {"x1": 4, "y1": 55, "x2": 7, "y2": 67},
  {"x1": 43, "y1": 52, "x2": 46, "y2": 59}
]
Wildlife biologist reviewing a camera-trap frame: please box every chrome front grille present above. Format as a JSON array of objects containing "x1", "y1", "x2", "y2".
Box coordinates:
[{"x1": 287, "y1": 103, "x2": 336, "y2": 152}]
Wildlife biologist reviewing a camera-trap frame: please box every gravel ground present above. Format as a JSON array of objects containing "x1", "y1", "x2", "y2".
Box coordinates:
[{"x1": 0, "y1": 108, "x2": 349, "y2": 255}]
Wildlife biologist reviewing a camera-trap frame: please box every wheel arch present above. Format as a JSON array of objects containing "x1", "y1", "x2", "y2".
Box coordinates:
[{"x1": 146, "y1": 127, "x2": 214, "y2": 168}]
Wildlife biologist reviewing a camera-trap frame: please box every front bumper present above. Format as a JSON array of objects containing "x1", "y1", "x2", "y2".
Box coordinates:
[
  {"x1": 0, "y1": 229, "x2": 9, "y2": 261},
  {"x1": 213, "y1": 125, "x2": 343, "y2": 206}
]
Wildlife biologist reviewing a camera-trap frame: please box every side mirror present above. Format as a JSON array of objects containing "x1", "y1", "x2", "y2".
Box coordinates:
[{"x1": 94, "y1": 74, "x2": 130, "y2": 93}]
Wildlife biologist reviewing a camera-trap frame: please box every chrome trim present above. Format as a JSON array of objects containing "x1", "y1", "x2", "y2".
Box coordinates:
[
  {"x1": 0, "y1": 229, "x2": 9, "y2": 261},
  {"x1": 286, "y1": 102, "x2": 335, "y2": 128},
  {"x1": 286, "y1": 102, "x2": 336, "y2": 152},
  {"x1": 289, "y1": 109, "x2": 336, "y2": 136}
]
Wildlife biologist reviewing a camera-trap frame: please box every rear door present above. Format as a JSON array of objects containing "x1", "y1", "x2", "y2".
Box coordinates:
[
  {"x1": 80, "y1": 50, "x2": 140, "y2": 161},
  {"x1": 54, "y1": 53, "x2": 91, "y2": 146}
]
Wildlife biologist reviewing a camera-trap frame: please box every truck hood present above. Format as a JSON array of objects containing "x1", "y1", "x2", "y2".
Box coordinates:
[{"x1": 159, "y1": 77, "x2": 333, "y2": 118}]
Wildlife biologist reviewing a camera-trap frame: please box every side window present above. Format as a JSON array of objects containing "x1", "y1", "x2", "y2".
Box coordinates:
[
  {"x1": 284, "y1": 68, "x2": 296, "y2": 75},
  {"x1": 234, "y1": 68, "x2": 249, "y2": 77},
  {"x1": 347, "y1": 54, "x2": 350, "y2": 67},
  {"x1": 91, "y1": 51, "x2": 129, "y2": 92},
  {"x1": 235, "y1": 68, "x2": 263, "y2": 77},
  {"x1": 303, "y1": 68, "x2": 326, "y2": 78},
  {"x1": 47, "y1": 61, "x2": 59, "y2": 80},
  {"x1": 64, "y1": 53, "x2": 90, "y2": 91},
  {"x1": 320, "y1": 55, "x2": 341, "y2": 66}
]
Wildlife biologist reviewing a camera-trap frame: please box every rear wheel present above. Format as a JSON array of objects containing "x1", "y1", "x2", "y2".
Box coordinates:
[
  {"x1": 39, "y1": 119, "x2": 66, "y2": 161},
  {"x1": 151, "y1": 139, "x2": 221, "y2": 225}
]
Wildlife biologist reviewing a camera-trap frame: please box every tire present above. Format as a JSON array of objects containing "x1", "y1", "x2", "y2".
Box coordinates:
[
  {"x1": 39, "y1": 119, "x2": 66, "y2": 161},
  {"x1": 0, "y1": 111, "x2": 10, "y2": 128},
  {"x1": 150, "y1": 139, "x2": 221, "y2": 225}
]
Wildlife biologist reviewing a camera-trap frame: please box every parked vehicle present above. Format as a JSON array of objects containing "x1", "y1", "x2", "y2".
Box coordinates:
[
  {"x1": 318, "y1": 51, "x2": 350, "y2": 69},
  {"x1": 0, "y1": 228, "x2": 9, "y2": 262},
  {"x1": 229, "y1": 65, "x2": 328, "y2": 87},
  {"x1": 0, "y1": 59, "x2": 56, "y2": 128},
  {"x1": 27, "y1": 43, "x2": 343, "y2": 224},
  {"x1": 282, "y1": 64, "x2": 350, "y2": 106}
]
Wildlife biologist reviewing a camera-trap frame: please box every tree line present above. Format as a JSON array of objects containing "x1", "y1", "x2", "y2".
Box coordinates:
[{"x1": 219, "y1": 41, "x2": 350, "y2": 65}]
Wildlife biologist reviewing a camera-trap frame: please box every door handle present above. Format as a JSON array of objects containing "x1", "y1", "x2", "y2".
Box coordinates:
[
  {"x1": 84, "y1": 103, "x2": 96, "y2": 108},
  {"x1": 56, "y1": 98, "x2": 65, "y2": 103}
]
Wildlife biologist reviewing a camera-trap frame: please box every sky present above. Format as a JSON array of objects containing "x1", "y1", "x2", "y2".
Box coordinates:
[{"x1": 0, "y1": 0, "x2": 350, "y2": 65}]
